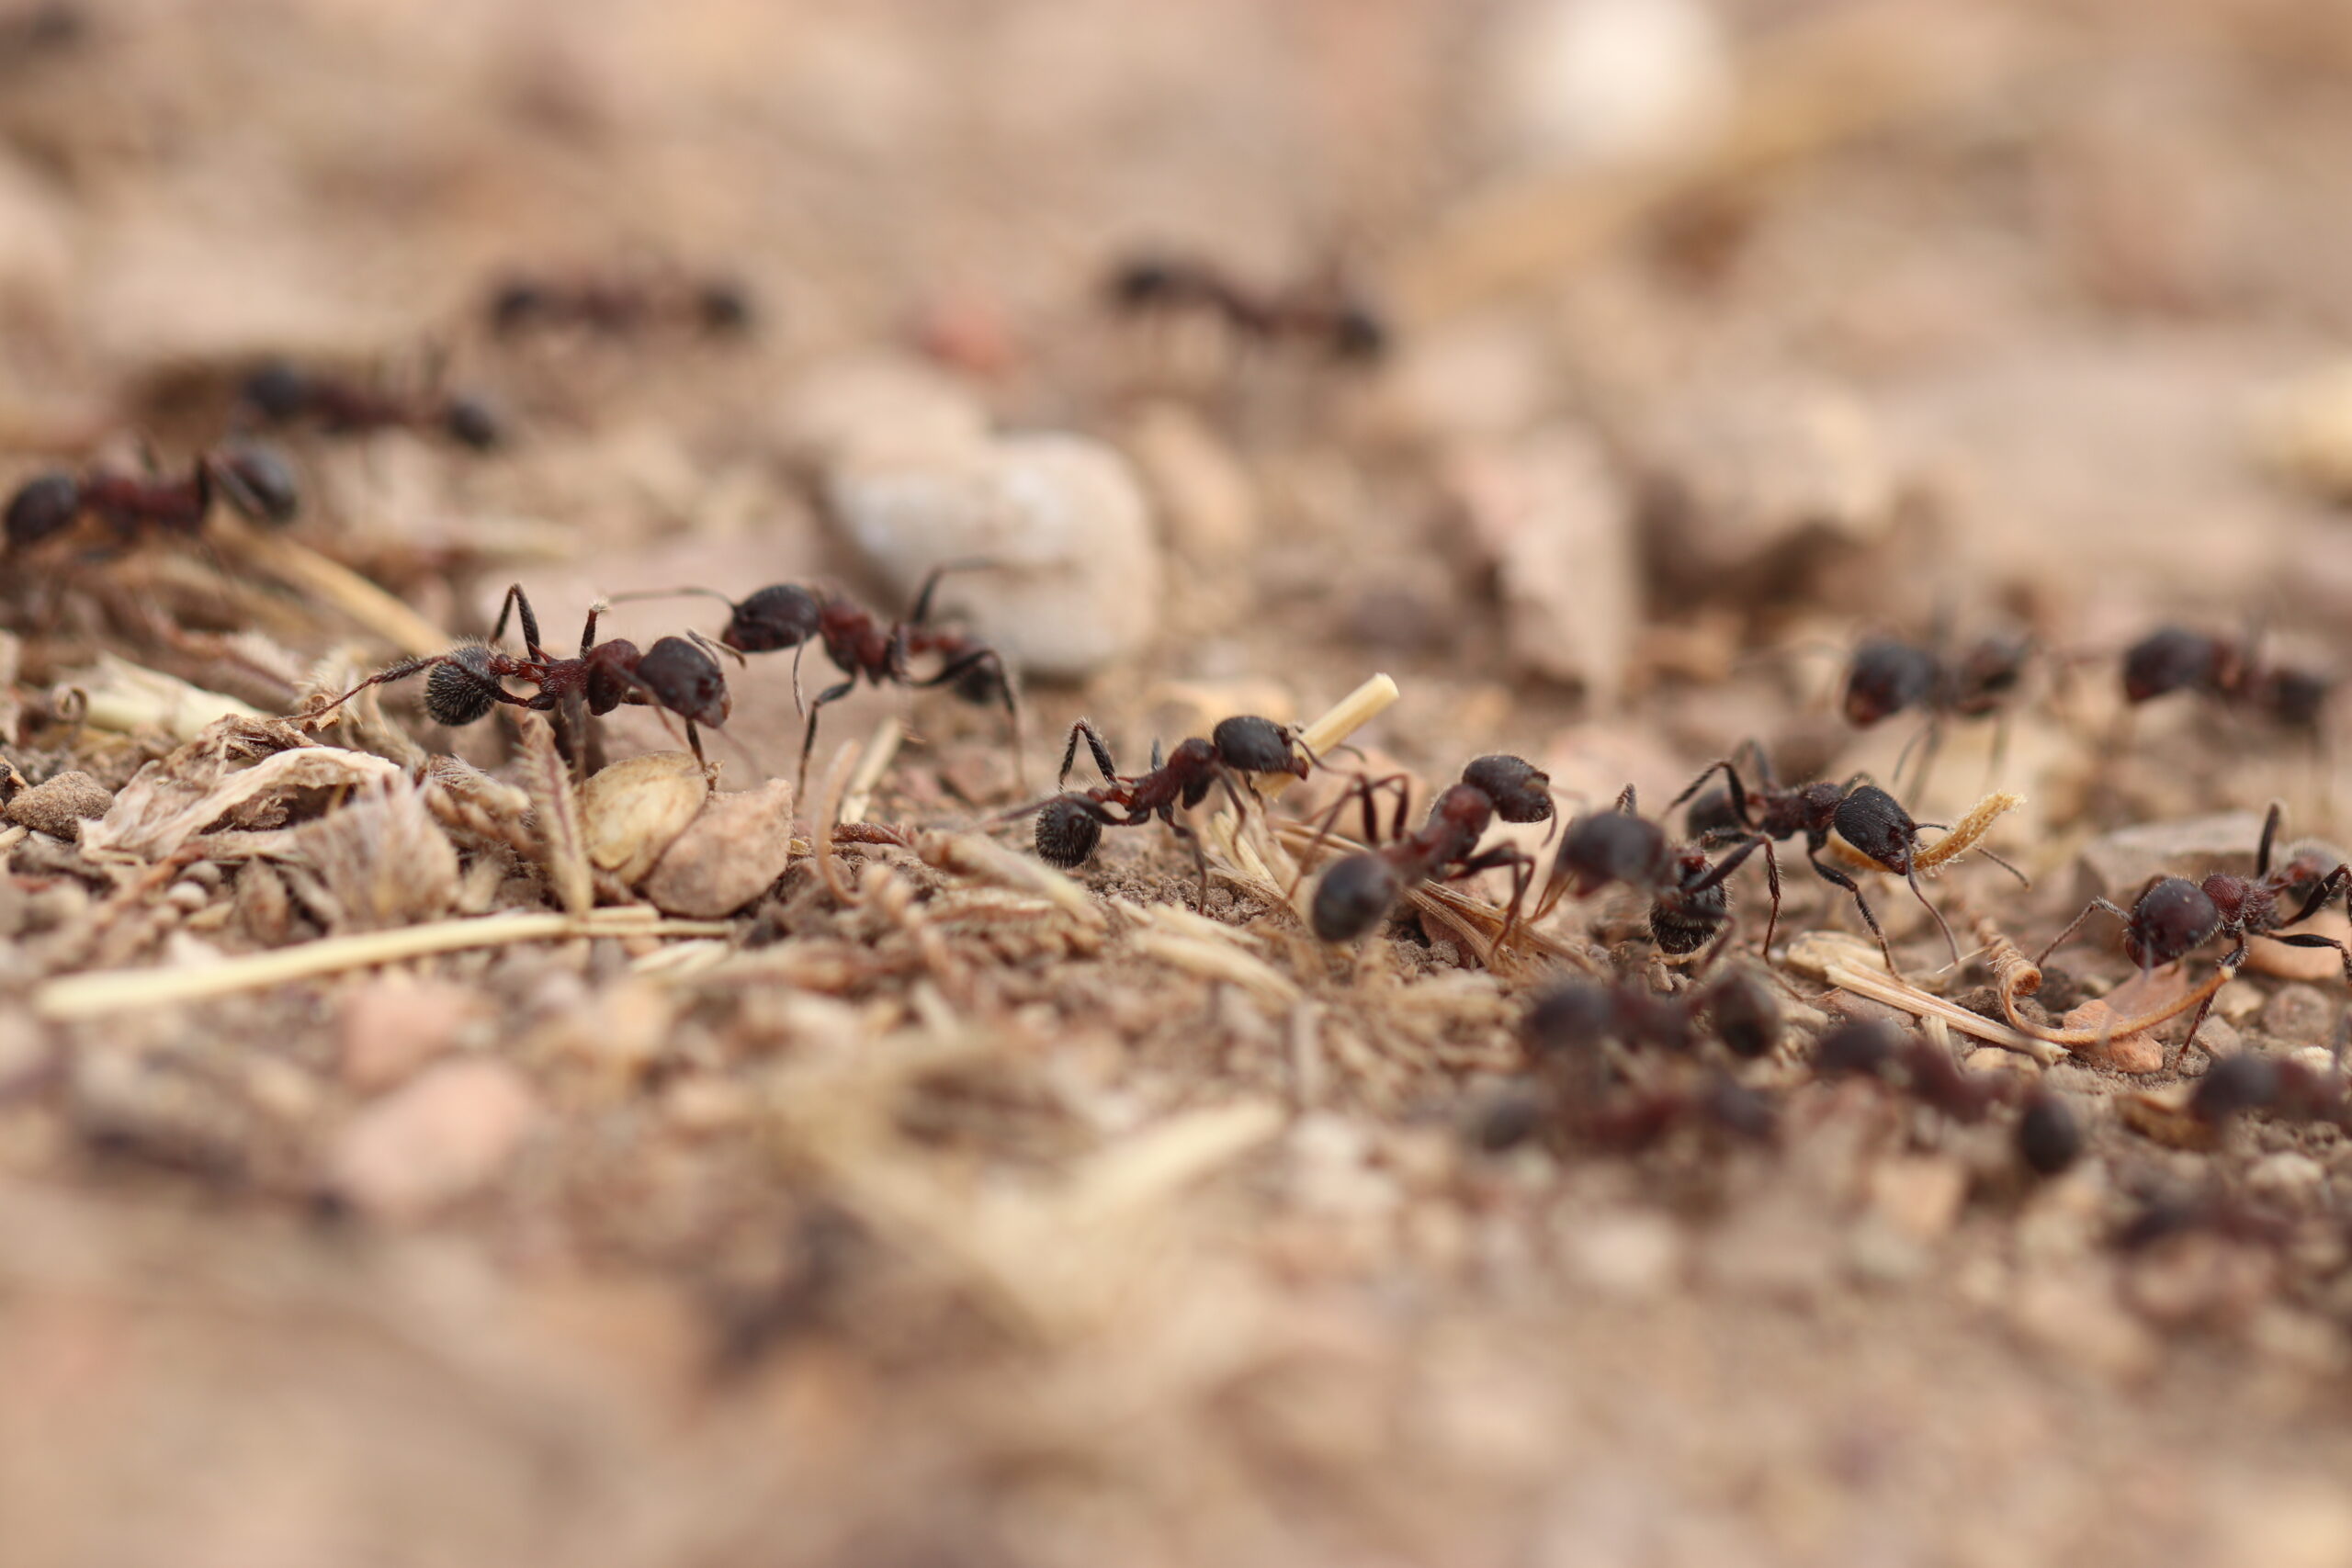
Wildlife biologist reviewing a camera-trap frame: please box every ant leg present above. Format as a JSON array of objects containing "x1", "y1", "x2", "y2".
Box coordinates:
[
  {"x1": 1758, "y1": 840, "x2": 1782, "y2": 956},
  {"x1": 1059, "y1": 719, "x2": 1119, "y2": 788},
  {"x1": 906, "y1": 558, "x2": 998, "y2": 626},
  {"x1": 1806, "y1": 853, "x2": 1896, "y2": 972},
  {"x1": 1669, "y1": 759, "x2": 1747, "y2": 816},
  {"x1": 2035, "y1": 897, "x2": 2133, "y2": 967},
  {"x1": 2279, "y1": 863, "x2": 2352, "y2": 930},
  {"x1": 1687, "y1": 834, "x2": 1767, "y2": 897},
  {"x1": 684, "y1": 718, "x2": 707, "y2": 769},
  {"x1": 2257, "y1": 800, "x2": 2286, "y2": 879},
  {"x1": 1285, "y1": 773, "x2": 1412, "y2": 903},
  {"x1": 1614, "y1": 784, "x2": 1639, "y2": 814},
  {"x1": 797, "y1": 677, "x2": 860, "y2": 798},
  {"x1": 1450, "y1": 846, "x2": 1538, "y2": 952},
  {"x1": 303, "y1": 653, "x2": 447, "y2": 719},
  {"x1": 492, "y1": 583, "x2": 547, "y2": 658},
  {"x1": 2183, "y1": 943, "x2": 2253, "y2": 1053},
  {"x1": 1905, "y1": 869, "x2": 1962, "y2": 966},
  {"x1": 577, "y1": 600, "x2": 605, "y2": 658}
]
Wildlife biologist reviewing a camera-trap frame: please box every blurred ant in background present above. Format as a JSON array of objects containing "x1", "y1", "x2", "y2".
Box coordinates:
[
  {"x1": 1841, "y1": 628, "x2": 2035, "y2": 798},
  {"x1": 306, "y1": 582, "x2": 738, "y2": 769},
  {"x1": 488, "y1": 268, "x2": 754, "y2": 340},
  {"x1": 1105, "y1": 252, "x2": 1389, "y2": 364},
  {"x1": 2120, "y1": 621, "x2": 2332, "y2": 735},
  {"x1": 1301, "y1": 755, "x2": 1552, "y2": 945},
  {"x1": 5, "y1": 441, "x2": 300, "y2": 552},
  {"x1": 619, "y1": 563, "x2": 1019, "y2": 793},
  {"x1": 236, "y1": 359, "x2": 503, "y2": 451},
  {"x1": 1811, "y1": 1019, "x2": 2081, "y2": 1175}
]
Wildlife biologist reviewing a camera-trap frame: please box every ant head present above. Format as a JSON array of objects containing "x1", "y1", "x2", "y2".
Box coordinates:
[
  {"x1": 2016, "y1": 1093, "x2": 2081, "y2": 1176},
  {"x1": 1815, "y1": 1020, "x2": 1903, "y2": 1078},
  {"x1": 1034, "y1": 795, "x2": 1103, "y2": 867},
  {"x1": 726, "y1": 585, "x2": 824, "y2": 654},
  {"x1": 442, "y1": 396, "x2": 504, "y2": 452},
  {"x1": 1521, "y1": 981, "x2": 1615, "y2": 1055},
  {"x1": 1682, "y1": 785, "x2": 1744, "y2": 842},
  {"x1": 1311, "y1": 852, "x2": 1403, "y2": 942},
  {"x1": 1829, "y1": 784, "x2": 1918, "y2": 874},
  {"x1": 489, "y1": 279, "x2": 549, "y2": 334},
  {"x1": 1461, "y1": 754, "x2": 1554, "y2": 824},
  {"x1": 2124, "y1": 876, "x2": 2222, "y2": 969},
  {"x1": 1842, "y1": 638, "x2": 1938, "y2": 726},
  {"x1": 1107, "y1": 255, "x2": 1184, "y2": 309},
  {"x1": 637, "y1": 636, "x2": 731, "y2": 728},
  {"x1": 1211, "y1": 715, "x2": 1306, "y2": 779},
  {"x1": 208, "y1": 442, "x2": 300, "y2": 525},
  {"x1": 1703, "y1": 973, "x2": 1781, "y2": 1060},
  {"x1": 5, "y1": 472, "x2": 82, "y2": 549},
  {"x1": 238, "y1": 361, "x2": 310, "y2": 423},
  {"x1": 424, "y1": 644, "x2": 504, "y2": 727},
  {"x1": 2122, "y1": 625, "x2": 2215, "y2": 704},
  {"x1": 1329, "y1": 301, "x2": 1389, "y2": 363},
  {"x1": 1555, "y1": 807, "x2": 1670, "y2": 898},
  {"x1": 696, "y1": 280, "x2": 753, "y2": 334}
]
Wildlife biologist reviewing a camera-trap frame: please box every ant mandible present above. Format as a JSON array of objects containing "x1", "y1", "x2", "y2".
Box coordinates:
[
  {"x1": 1842, "y1": 629, "x2": 2033, "y2": 796},
  {"x1": 2036, "y1": 801, "x2": 2352, "y2": 1051},
  {"x1": 619, "y1": 562, "x2": 1019, "y2": 793},
  {"x1": 2121, "y1": 622, "x2": 2332, "y2": 733},
  {"x1": 6, "y1": 441, "x2": 300, "y2": 552},
  {"x1": 305, "y1": 583, "x2": 736, "y2": 766},
  {"x1": 1303, "y1": 755, "x2": 1553, "y2": 946},
  {"x1": 238, "y1": 360, "x2": 503, "y2": 451},
  {"x1": 1027, "y1": 715, "x2": 1324, "y2": 912},
  {"x1": 1541, "y1": 784, "x2": 1769, "y2": 965},
  {"x1": 1668, "y1": 745, "x2": 2025, "y2": 971}
]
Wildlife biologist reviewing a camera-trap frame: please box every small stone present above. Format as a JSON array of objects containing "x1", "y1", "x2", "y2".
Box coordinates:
[
  {"x1": 641, "y1": 777, "x2": 795, "y2": 918},
  {"x1": 2250, "y1": 907, "x2": 2352, "y2": 982},
  {"x1": 327, "y1": 1059, "x2": 539, "y2": 1221},
  {"x1": 581, "y1": 750, "x2": 709, "y2": 885},
  {"x1": 2246, "y1": 1151, "x2": 2325, "y2": 1205},
  {"x1": 1476, "y1": 0, "x2": 1733, "y2": 171},
  {"x1": 2073, "y1": 811, "x2": 2265, "y2": 904},
  {"x1": 2259, "y1": 984, "x2": 2336, "y2": 1045},
  {"x1": 2215, "y1": 984, "x2": 2265, "y2": 1022},
  {"x1": 1962, "y1": 1046, "x2": 2035, "y2": 1077},
  {"x1": 4, "y1": 771, "x2": 112, "y2": 840},
  {"x1": 339, "y1": 976, "x2": 483, "y2": 1092},
  {"x1": 828, "y1": 432, "x2": 1161, "y2": 679},
  {"x1": 1867, "y1": 1155, "x2": 1969, "y2": 1243},
  {"x1": 2060, "y1": 964, "x2": 2187, "y2": 1075}
]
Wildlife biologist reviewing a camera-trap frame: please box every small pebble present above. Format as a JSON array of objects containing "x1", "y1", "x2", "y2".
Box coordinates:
[
  {"x1": 642, "y1": 777, "x2": 795, "y2": 918},
  {"x1": 340, "y1": 976, "x2": 483, "y2": 1093},
  {"x1": 581, "y1": 750, "x2": 709, "y2": 885},
  {"x1": 2259, "y1": 984, "x2": 2335, "y2": 1044},
  {"x1": 2072, "y1": 811, "x2": 2265, "y2": 902},
  {"x1": 326, "y1": 1059, "x2": 539, "y2": 1220},
  {"x1": 2249, "y1": 908, "x2": 2352, "y2": 982},
  {"x1": 2246, "y1": 1151, "x2": 2326, "y2": 1205},
  {"x1": 4, "y1": 770, "x2": 112, "y2": 840}
]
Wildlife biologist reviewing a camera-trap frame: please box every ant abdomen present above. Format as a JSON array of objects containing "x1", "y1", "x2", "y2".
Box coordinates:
[
  {"x1": 210, "y1": 442, "x2": 301, "y2": 525},
  {"x1": 1461, "y1": 754, "x2": 1554, "y2": 824},
  {"x1": 725, "y1": 585, "x2": 824, "y2": 653},
  {"x1": 1035, "y1": 795, "x2": 1104, "y2": 867},
  {"x1": 1312, "y1": 852, "x2": 1402, "y2": 942},
  {"x1": 2016, "y1": 1093, "x2": 2081, "y2": 1175},
  {"x1": 1704, "y1": 974, "x2": 1780, "y2": 1059},
  {"x1": 1650, "y1": 888, "x2": 1725, "y2": 954},
  {"x1": 424, "y1": 646, "x2": 504, "y2": 727},
  {"x1": 5, "y1": 473, "x2": 81, "y2": 549},
  {"x1": 2122, "y1": 625, "x2": 2217, "y2": 704}
]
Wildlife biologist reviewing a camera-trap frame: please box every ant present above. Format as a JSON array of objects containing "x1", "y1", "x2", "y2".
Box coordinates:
[
  {"x1": 6, "y1": 441, "x2": 299, "y2": 552},
  {"x1": 1027, "y1": 715, "x2": 1323, "y2": 912},
  {"x1": 237, "y1": 360, "x2": 503, "y2": 451},
  {"x1": 1302, "y1": 755, "x2": 1553, "y2": 945},
  {"x1": 1105, "y1": 253, "x2": 1388, "y2": 363},
  {"x1": 1812, "y1": 1020, "x2": 2081, "y2": 1175},
  {"x1": 2190, "y1": 1041, "x2": 2348, "y2": 1130},
  {"x1": 305, "y1": 582, "x2": 736, "y2": 766},
  {"x1": 617, "y1": 564, "x2": 1019, "y2": 793},
  {"x1": 2121, "y1": 623, "x2": 2332, "y2": 733},
  {"x1": 1521, "y1": 970, "x2": 1783, "y2": 1061},
  {"x1": 1668, "y1": 745, "x2": 2025, "y2": 970},
  {"x1": 1842, "y1": 629, "x2": 2033, "y2": 796},
  {"x1": 1542, "y1": 785, "x2": 1768, "y2": 964},
  {"x1": 2035, "y1": 801, "x2": 2352, "y2": 1052},
  {"x1": 488, "y1": 270, "x2": 753, "y2": 340}
]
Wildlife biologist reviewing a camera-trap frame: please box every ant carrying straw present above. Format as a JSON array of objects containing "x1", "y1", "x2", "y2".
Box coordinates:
[{"x1": 304, "y1": 583, "x2": 738, "y2": 769}]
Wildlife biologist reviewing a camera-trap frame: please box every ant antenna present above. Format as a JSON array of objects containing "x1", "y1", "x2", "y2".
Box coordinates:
[
  {"x1": 610, "y1": 586, "x2": 741, "y2": 607},
  {"x1": 688, "y1": 628, "x2": 746, "y2": 668}
]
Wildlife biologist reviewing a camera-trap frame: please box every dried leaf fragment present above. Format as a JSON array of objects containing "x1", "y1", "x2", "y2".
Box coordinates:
[
  {"x1": 643, "y1": 778, "x2": 795, "y2": 918},
  {"x1": 581, "y1": 750, "x2": 709, "y2": 884},
  {"x1": 516, "y1": 711, "x2": 593, "y2": 915}
]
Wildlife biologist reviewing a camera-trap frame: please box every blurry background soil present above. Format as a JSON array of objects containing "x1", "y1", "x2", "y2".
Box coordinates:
[{"x1": 10, "y1": 2, "x2": 2352, "y2": 1564}]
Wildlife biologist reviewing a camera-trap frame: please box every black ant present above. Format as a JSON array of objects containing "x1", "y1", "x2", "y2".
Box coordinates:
[
  {"x1": 1302, "y1": 755, "x2": 1553, "y2": 945},
  {"x1": 488, "y1": 270, "x2": 753, "y2": 339},
  {"x1": 1521, "y1": 970, "x2": 1783, "y2": 1061},
  {"x1": 2121, "y1": 623, "x2": 2332, "y2": 733},
  {"x1": 1542, "y1": 785, "x2": 1768, "y2": 964},
  {"x1": 617, "y1": 563, "x2": 1019, "y2": 793},
  {"x1": 1027, "y1": 715, "x2": 1323, "y2": 912},
  {"x1": 1812, "y1": 1020, "x2": 2081, "y2": 1175},
  {"x1": 2190, "y1": 1043, "x2": 2349, "y2": 1130},
  {"x1": 1842, "y1": 630, "x2": 2033, "y2": 795},
  {"x1": 237, "y1": 360, "x2": 503, "y2": 451},
  {"x1": 1510, "y1": 978, "x2": 1780, "y2": 1151},
  {"x1": 304, "y1": 583, "x2": 736, "y2": 766},
  {"x1": 1668, "y1": 746, "x2": 2025, "y2": 970},
  {"x1": 1105, "y1": 253, "x2": 1388, "y2": 363},
  {"x1": 6, "y1": 441, "x2": 300, "y2": 552},
  {"x1": 2036, "y1": 801, "x2": 2352, "y2": 1052}
]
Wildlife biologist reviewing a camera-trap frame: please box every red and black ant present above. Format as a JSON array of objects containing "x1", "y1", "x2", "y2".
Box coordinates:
[
  {"x1": 1667, "y1": 745, "x2": 2026, "y2": 970},
  {"x1": 2189, "y1": 1039, "x2": 2348, "y2": 1130},
  {"x1": 1506, "y1": 976, "x2": 1781, "y2": 1152},
  {"x1": 1522, "y1": 970, "x2": 1783, "y2": 1061},
  {"x1": 488, "y1": 270, "x2": 753, "y2": 340},
  {"x1": 1027, "y1": 715, "x2": 1324, "y2": 912},
  {"x1": 237, "y1": 360, "x2": 503, "y2": 451},
  {"x1": 1812, "y1": 1019, "x2": 2081, "y2": 1175},
  {"x1": 2036, "y1": 801, "x2": 2352, "y2": 1051},
  {"x1": 1106, "y1": 253, "x2": 1389, "y2": 364},
  {"x1": 2121, "y1": 623, "x2": 2332, "y2": 733},
  {"x1": 304, "y1": 583, "x2": 736, "y2": 767},
  {"x1": 1541, "y1": 785, "x2": 1768, "y2": 964},
  {"x1": 1301, "y1": 755, "x2": 1554, "y2": 945},
  {"x1": 617, "y1": 563, "x2": 1019, "y2": 793},
  {"x1": 6, "y1": 441, "x2": 300, "y2": 552},
  {"x1": 1842, "y1": 629, "x2": 2034, "y2": 796}
]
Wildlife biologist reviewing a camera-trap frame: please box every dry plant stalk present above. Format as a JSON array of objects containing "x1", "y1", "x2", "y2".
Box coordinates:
[
  {"x1": 34, "y1": 908, "x2": 732, "y2": 1020},
  {"x1": 62, "y1": 653, "x2": 268, "y2": 741},
  {"x1": 1821, "y1": 961, "x2": 2063, "y2": 1065},
  {"x1": 210, "y1": 513, "x2": 452, "y2": 658},
  {"x1": 838, "y1": 715, "x2": 902, "y2": 826},
  {"x1": 1979, "y1": 919, "x2": 2233, "y2": 1050},
  {"x1": 1823, "y1": 790, "x2": 2024, "y2": 879},
  {"x1": 515, "y1": 711, "x2": 593, "y2": 916}
]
